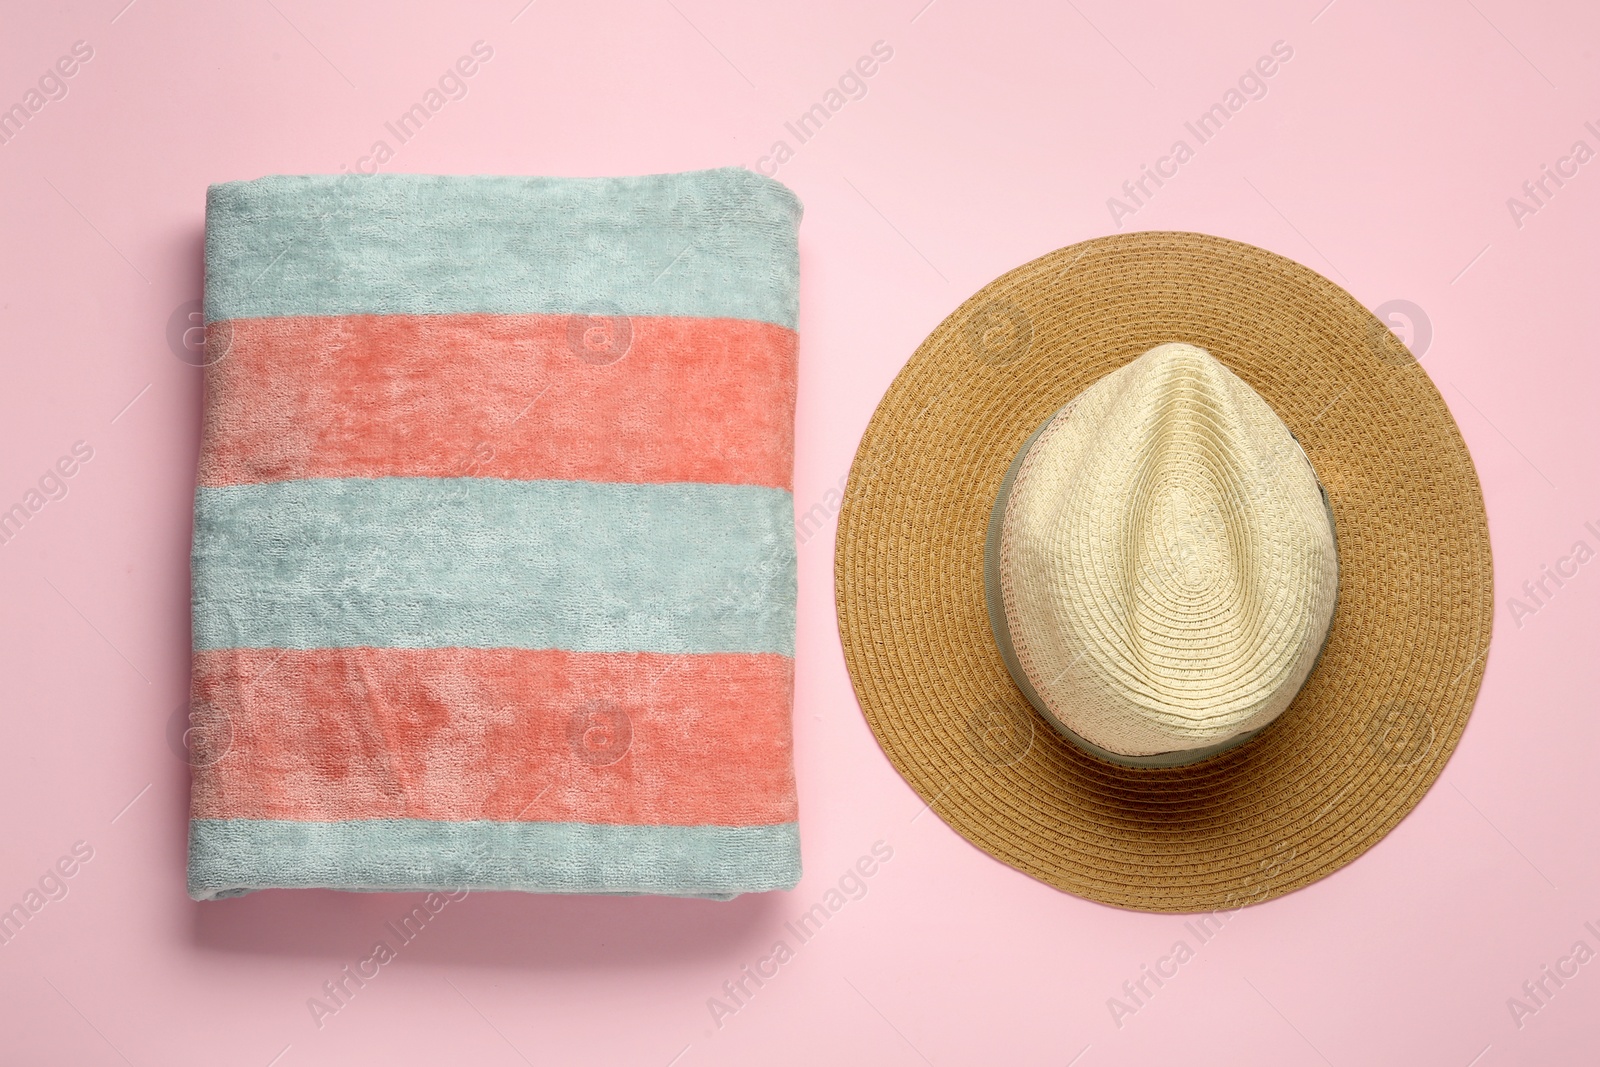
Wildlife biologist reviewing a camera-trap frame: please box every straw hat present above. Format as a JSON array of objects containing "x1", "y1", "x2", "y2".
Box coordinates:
[{"x1": 835, "y1": 232, "x2": 1492, "y2": 913}]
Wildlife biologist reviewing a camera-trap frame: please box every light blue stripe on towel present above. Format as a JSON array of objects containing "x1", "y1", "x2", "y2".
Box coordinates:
[
  {"x1": 191, "y1": 477, "x2": 796, "y2": 654},
  {"x1": 187, "y1": 819, "x2": 801, "y2": 899},
  {"x1": 204, "y1": 169, "x2": 802, "y2": 328}
]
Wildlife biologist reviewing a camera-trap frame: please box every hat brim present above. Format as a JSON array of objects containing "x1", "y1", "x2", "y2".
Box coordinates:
[{"x1": 834, "y1": 232, "x2": 1493, "y2": 913}]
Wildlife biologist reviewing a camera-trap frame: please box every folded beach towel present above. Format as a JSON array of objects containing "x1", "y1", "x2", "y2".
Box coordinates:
[{"x1": 187, "y1": 168, "x2": 802, "y2": 899}]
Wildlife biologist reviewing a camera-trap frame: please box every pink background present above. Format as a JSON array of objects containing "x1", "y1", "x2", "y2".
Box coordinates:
[{"x1": 1, "y1": 0, "x2": 1597, "y2": 1063}]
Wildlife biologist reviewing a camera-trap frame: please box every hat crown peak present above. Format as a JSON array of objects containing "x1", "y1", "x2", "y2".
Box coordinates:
[{"x1": 995, "y1": 342, "x2": 1339, "y2": 761}]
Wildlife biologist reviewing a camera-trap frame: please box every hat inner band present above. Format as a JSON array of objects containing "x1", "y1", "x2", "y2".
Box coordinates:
[{"x1": 982, "y1": 395, "x2": 1340, "y2": 770}]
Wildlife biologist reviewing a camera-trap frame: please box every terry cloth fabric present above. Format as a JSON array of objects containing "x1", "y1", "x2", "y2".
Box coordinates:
[{"x1": 187, "y1": 169, "x2": 803, "y2": 900}]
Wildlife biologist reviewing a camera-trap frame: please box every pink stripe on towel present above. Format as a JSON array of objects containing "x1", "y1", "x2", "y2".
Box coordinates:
[
  {"x1": 190, "y1": 647, "x2": 797, "y2": 826},
  {"x1": 198, "y1": 313, "x2": 799, "y2": 489}
]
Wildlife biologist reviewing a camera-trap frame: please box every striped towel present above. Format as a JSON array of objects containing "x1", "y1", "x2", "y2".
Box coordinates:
[{"x1": 187, "y1": 169, "x2": 802, "y2": 899}]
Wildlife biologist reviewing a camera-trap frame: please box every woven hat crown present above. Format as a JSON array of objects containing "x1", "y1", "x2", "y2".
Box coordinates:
[{"x1": 990, "y1": 343, "x2": 1339, "y2": 763}]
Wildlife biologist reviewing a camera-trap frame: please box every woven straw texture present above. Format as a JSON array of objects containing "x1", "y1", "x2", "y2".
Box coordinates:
[
  {"x1": 835, "y1": 232, "x2": 1493, "y2": 913},
  {"x1": 998, "y1": 343, "x2": 1339, "y2": 757}
]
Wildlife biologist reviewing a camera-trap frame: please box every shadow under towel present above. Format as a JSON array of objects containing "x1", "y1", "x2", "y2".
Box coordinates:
[{"x1": 187, "y1": 168, "x2": 803, "y2": 900}]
